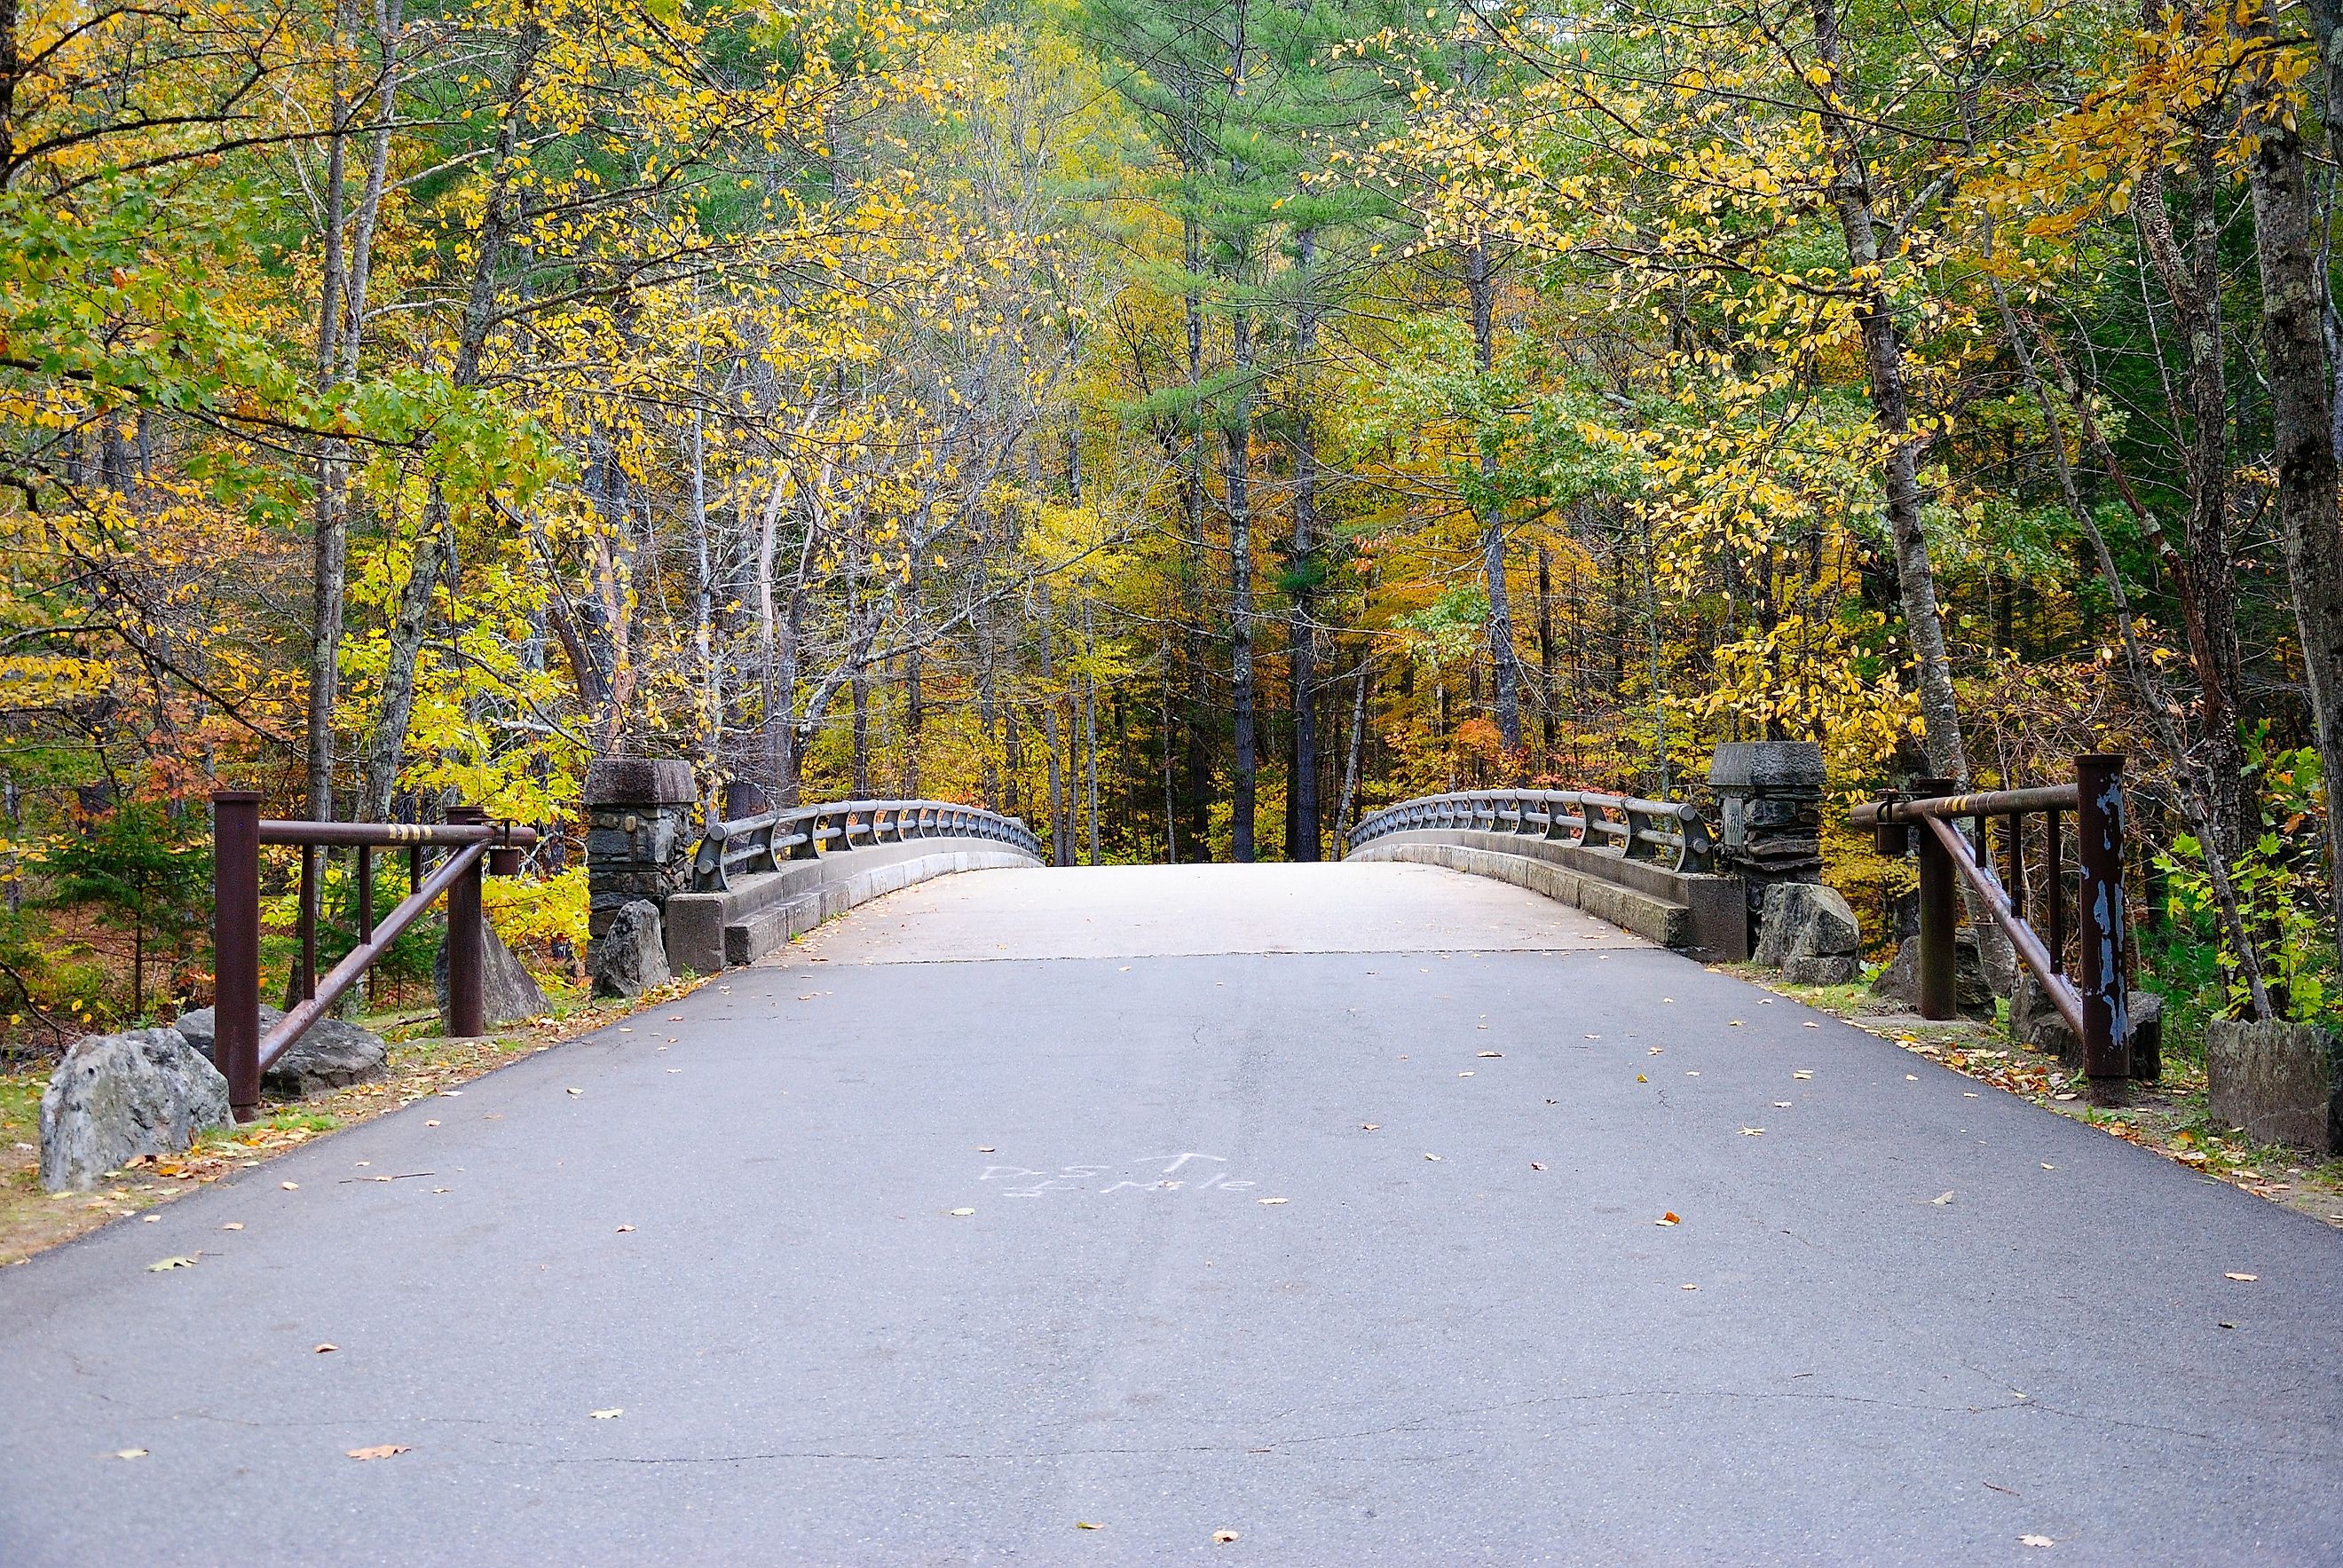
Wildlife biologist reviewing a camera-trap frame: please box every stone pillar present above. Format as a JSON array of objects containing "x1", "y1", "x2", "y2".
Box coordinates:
[
  {"x1": 1707, "y1": 741, "x2": 1826, "y2": 948},
  {"x1": 583, "y1": 758, "x2": 697, "y2": 940}
]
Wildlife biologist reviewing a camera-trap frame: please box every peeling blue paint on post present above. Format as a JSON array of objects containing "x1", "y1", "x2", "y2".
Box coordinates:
[{"x1": 2075, "y1": 754, "x2": 2133, "y2": 1091}]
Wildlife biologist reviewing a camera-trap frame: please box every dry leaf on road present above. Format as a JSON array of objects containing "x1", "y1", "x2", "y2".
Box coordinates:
[
  {"x1": 1656, "y1": 1212, "x2": 1681, "y2": 1226},
  {"x1": 146, "y1": 1256, "x2": 197, "y2": 1272},
  {"x1": 1213, "y1": 1530, "x2": 1241, "y2": 1544},
  {"x1": 591, "y1": 1408, "x2": 623, "y2": 1419},
  {"x1": 346, "y1": 1446, "x2": 407, "y2": 1461},
  {"x1": 2225, "y1": 1273, "x2": 2258, "y2": 1281}
]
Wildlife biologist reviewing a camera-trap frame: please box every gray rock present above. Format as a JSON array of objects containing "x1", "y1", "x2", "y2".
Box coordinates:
[
  {"x1": 590, "y1": 898, "x2": 671, "y2": 997},
  {"x1": 2207, "y1": 1019, "x2": 2342, "y2": 1154},
  {"x1": 1779, "y1": 952, "x2": 1863, "y2": 987},
  {"x1": 175, "y1": 1005, "x2": 389, "y2": 1098},
  {"x1": 39, "y1": 1028, "x2": 231, "y2": 1192},
  {"x1": 434, "y1": 922, "x2": 550, "y2": 1028},
  {"x1": 1753, "y1": 882, "x2": 1861, "y2": 967},
  {"x1": 1872, "y1": 929, "x2": 1995, "y2": 1019}
]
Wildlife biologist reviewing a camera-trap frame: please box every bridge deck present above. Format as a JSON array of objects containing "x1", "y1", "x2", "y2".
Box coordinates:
[{"x1": 3, "y1": 863, "x2": 2338, "y2": 1563}]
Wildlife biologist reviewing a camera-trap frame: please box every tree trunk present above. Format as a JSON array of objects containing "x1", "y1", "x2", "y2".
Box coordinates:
[
  {"x1": 1289, "y1": 228, "x2": 1321, "y2": 860},
  {"x1": 1810, "y1": 0, "x2": 1968, "y2": 783},
  {"x1": 1466, "y1": 238, "x2": 1524, "y2": 762},
  {"x1": 2240, "y1": 0, "x2": 2343, "y2": 967},
  {"x1": 1227, "y1": 281, "x2": 1257, "y2": 861},
  {"x1": 358, "y1": 21, "x2": 546, "y2": 821}
]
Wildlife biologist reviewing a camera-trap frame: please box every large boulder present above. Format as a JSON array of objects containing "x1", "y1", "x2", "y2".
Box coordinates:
[
  {"x1": 1752, "y1": 882, "x2": 1862, "y2": 985},
  {"x1": 434, "y1": 922, "x2": 551, "y2": 1029},
  {"x1": 2208, "y1": 1020, "x2": 2342, "y2": 1154},
  {"x1": 1871, "y1": 929, "x2": 1996, "y2": 1019},
  {"x1": 589, "y1": 898, "x2": 670, "y2": 997},
  {"x1": 174, "y1": 1005, "x2": 389, "y2": 1098},
  {"x1": 39, "y1": 1028, "x2": 231, "y2": 1192}
]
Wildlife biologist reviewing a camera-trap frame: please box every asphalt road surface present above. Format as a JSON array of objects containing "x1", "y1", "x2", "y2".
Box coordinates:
[{"x1": 4, "y1": 863, "x2": 2339, "y2": 1564}]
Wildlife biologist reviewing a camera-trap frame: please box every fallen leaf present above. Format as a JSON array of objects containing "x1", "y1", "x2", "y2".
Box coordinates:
[
  {"x1": 1774, "y1": 1101, "x2": 1792, "y2": 1108},
  {"x1": 221, "y1": 1222, "x2": 242, "y2": 1231},
  {"x1": 2225, "y1": 1272, "x2": 2258, "y2": 1282},
  {"x1": 346, "y1": 1445, "x2": 407, "y2": 1461},
  {"x1": 1529, "y1": 1162, "x2": 1546, "y2": 1170},
  {"x1": 1681, "y1": 1283, "x2": 1697, "y2": 1290},
  {"x1": 142, "y1": 1214, "x2": 159, "y2": 1223},
  {"x1": 114, "y1": 1448, "x2": 147, "y2": 1460},
  {"x1": 2019, "y1": 1536, "x2": 2055, "y2": 1548},
  {"x1": 977, "y1": 1146, "x2": 995, "y2": 1153},
  {"x1": 948, "y1": 1208, "x2": 975, "y2": 1217},
  {"x1": 591, "y1": 1408, "x2": 623, "y2": 1419},
  {"x1": 1361, "y1": 1123, "x2": 1380, "y2": 1131},
  {"x1": 1424, "y1": 1153, "x2": 1442, "y2": 1162},
  {"x1": 1478, "y1": 1051, "x2": 1502, "y2": 1058},
  {"x1": 1728, "y1": 1020, "x2": 1744, "y2": 1027},
  {"x1": 565, "y1": 1087, "x2": 583, "y2": 1097},
  {"x1": 1075, "y1": 1521, "x2": 1101, "y2": 1531},
  {"x1": 1457, "y1": 1071, "x2": 1474, "y2": 1077},
  {"x1": 1657, "y1": 1212, "x2": 1680, "y2": 1226},
  {"x1": 1258, "y1": 1197, "x2": 1289, "y2": 1205},
  {"x1": 425, "y1": 1120, "x2": 439, "y2": 1128},
  {"x1": 1932, "y1": 1192, "x2": 1956, "y2": 1205},
  {"x1": 280, "y1": 1181, "x2": 299, "y2": 1191},
  {"x1": 1740, "y1": 1127, "x2": 1764, "y2": 1137},
  {"x1": 615, "y1": 1225, "x2": 635, "y2": 1233},
  {"x1": 1637, "y1": 1074, "x2": 1647, "y2": 1083},
  {"x1": 146, "y1": 1256, "x2": 197, "y2": 1272},
  {"x1": 1792, "y1": 1070, "x2": 1813, "y2": 1080},
  {"x1": 2041, "y1": 1163, "x2": 2055, "y2": 1170},
  {"x1": 2218, "y1": 1320, "x2": 2237, "y2": 1329},
  {"x1": 1803, "y1": 1021, "x2": 1820, "y2": 1028},
  {"x1": 314, "y1": 1343, "x2": 337, "y2": 1354},
  {"x1": 1213, "y1": 1530, "x2": 1241, "y2": 1544}
]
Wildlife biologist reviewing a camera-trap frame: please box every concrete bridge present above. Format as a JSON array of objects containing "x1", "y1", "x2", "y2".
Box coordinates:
[{"x1": 5, "y1": 853, "x2": 2341, "y2": 1562}]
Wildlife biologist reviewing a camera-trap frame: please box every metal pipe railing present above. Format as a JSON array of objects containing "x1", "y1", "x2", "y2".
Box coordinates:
[
  {"x1": 691, "y1": 797, "x2": 1043, "y2": 892},
  {"x1": 210, "y1": 793, "x2": 538, "y2": 1122},
  {"x1": 1346, "y1": 786, "x2": 1716, "y2": 872},
  {"x1": 1850, "y1": 754, "x2": 2132, "y2": 1092}
]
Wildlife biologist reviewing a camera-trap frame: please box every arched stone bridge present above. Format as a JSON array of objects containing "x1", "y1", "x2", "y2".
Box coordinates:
[{"x1": 3, "y1": 769, "x2": 2339, "y2": 1561}]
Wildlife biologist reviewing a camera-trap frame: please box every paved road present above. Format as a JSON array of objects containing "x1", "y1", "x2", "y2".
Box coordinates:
[{"x1": 3, "y1": 863, "x2": 2339, "y2": 1564}]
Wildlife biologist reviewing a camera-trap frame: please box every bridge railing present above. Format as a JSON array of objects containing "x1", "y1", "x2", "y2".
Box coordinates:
[
  {"x1": 1851, "y1": 754, "x2": 2132, "y2": 1091},
  {"x1": 1348, "y1": 787, "x2": 1716, "y2": 873},
  {"x1": 210, "y1": 794, "x2": 539, "y2": 1122},
  {"x1": 690, "y1": 798, "x2": 1043, "y2": 893}
]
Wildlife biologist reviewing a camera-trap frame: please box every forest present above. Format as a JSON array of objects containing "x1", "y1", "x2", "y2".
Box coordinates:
[{"x1": 3, "y1": 0, "x2": 2341, "y2": 1054}]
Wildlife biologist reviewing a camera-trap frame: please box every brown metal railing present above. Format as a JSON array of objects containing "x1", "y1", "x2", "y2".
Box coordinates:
[
  {"x1": 1850, "y1": 754, "x2": 2132, "y2": 1092},
  {"x1": 210, "y1": 792, "x2": 538, "y2": 1122}
]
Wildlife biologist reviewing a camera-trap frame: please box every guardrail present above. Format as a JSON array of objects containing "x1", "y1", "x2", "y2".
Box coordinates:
[
  {"x1": 210, "y1": 794, "x2": 539, "y2": 1122},
  {"x1": 690, "y1": 798, "x2": 1043, "y2": 893},
  {"x1": 1851, "y1": 754, "x2": 2132, "y2": 1092},
  {"x1": 1348, "y1": 787, "x2": 1716, "y2": 872}
]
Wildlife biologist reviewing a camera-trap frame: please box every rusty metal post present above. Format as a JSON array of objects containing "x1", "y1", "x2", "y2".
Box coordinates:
[
  {"x1": 445, "y1": 805, "x2": 486, "y2": 1038},
  {"x1": 210, "y1": 791, "x2": 264, "y2": 1122},
  {"x1": 2004, "y1": 814, "x2": 2024, "y2": 918},
  {"x1": 1912, "y1": 778, "x2": 1957, "y2": 1021},
  {"x1": 296, "y1": 843, "x2": 318, "y2": 1003},
  {"x1": 2076, "y1": 753, "x2": 2133, "y2": 1092},
  {"x1": 356, "y1": 847, "x2": 375, "y2": 944}
]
